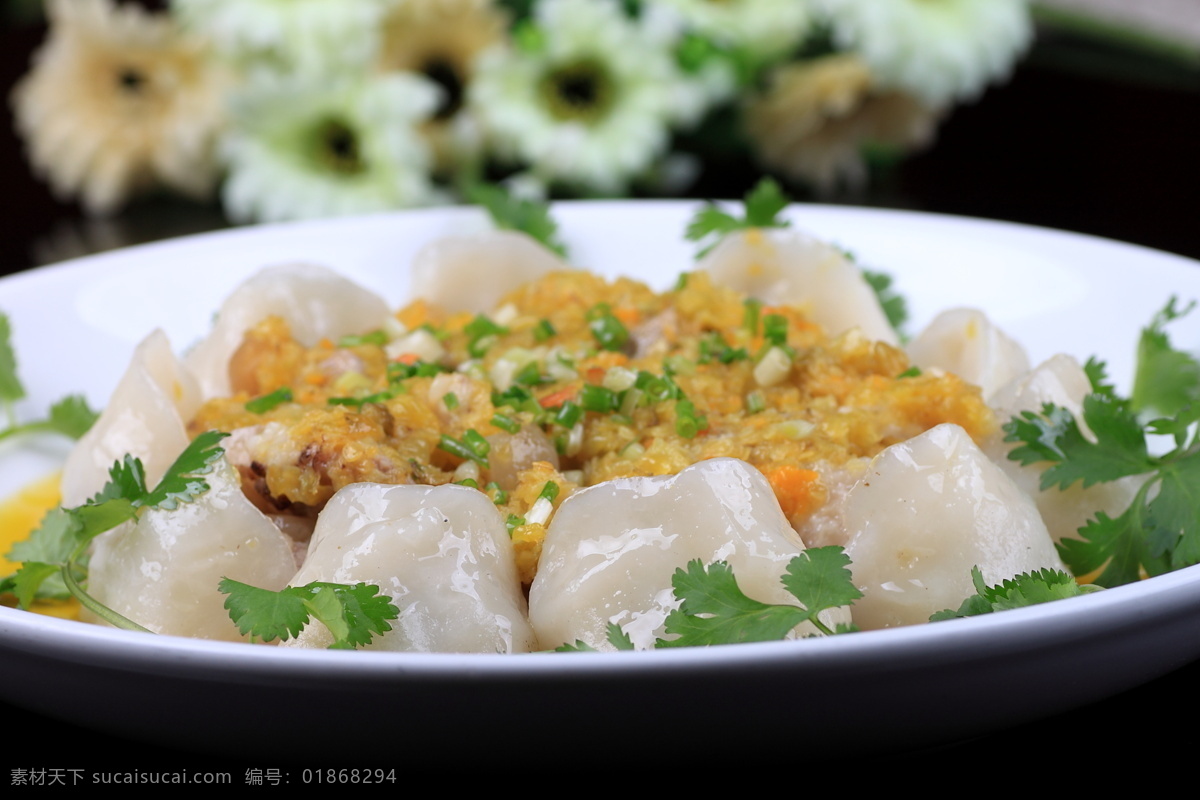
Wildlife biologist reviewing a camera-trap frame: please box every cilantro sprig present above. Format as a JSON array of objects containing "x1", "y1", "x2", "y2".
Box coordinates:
[
  {"x1": 685, "y1": 177, "x2": 792, "y2": 258},
  {"x1": 219, "y1": 578, "x2": 400, "y2": 650},
  {"x1": 929, "y1": 567, "x2": 1099, "y2": 621},
  {"x1": 1132, "y1": 296, "x2": 1200, "y2": 419},
  {"x1": 557, "y1": 546, "x2": 861, "y2": 651},
  {"x1": 467, "y1": 182, "x2": 568, "y2": 258},
  {"x1": 1, "y1": 431, "x2": 229, "y2": 627},
  {"x1": 862, "y1": 268, "x2": 909, "y2": 341},
  {"x1": 0, "y1": 311, "x2": 98, "y2": 441},
  {"x1": 1003, "y1": 298, "x2": 1200, "y2": 586}
]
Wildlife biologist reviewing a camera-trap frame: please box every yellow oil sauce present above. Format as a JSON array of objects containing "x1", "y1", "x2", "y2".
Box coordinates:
[{"x1": 0, "y1": 472, "x2": 80, "y2": 619}]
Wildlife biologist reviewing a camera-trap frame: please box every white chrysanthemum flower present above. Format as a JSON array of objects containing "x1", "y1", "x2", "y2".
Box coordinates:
[
  {"x1": 11, "y1": 0, "x2": 228, "y2": 214},
  {"x1": 221, "y1": 73, "x2": 441, "y2": 223},
  {"x1": 649, "y1": 0, "x2": 814, "y2": 61},
  {"x1": 378, "y1": 0, "x2": 510, "y2": 172},
  {"x1": 816, "y1": 0, "x2": 1032, "y2": 106},
  {"x1": 171, "y1": 0, "x2": 393, "y2": 71},
  {"x1": 468, "y1": 0, "x2": 712, "y2": 193}
]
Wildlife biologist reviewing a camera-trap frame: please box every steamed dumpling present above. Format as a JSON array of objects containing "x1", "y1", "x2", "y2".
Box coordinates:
[
  {"x1": 282, "y1": 483, "x2": 536, "y2": 653},
  {"x1": 60, "y1": 329, "x2": 201, "y2": 506},
  {"x1": 843, "y1": 423, "x2": 1064, "y2": 629},
  {"x1": 184, "y1": 263, "x2": 390, "y2": 398},
  {"x1": 529, "y1": 458, "x2": 853, "y2": 650},
  {"x1": 988, "y1": 354, "x2": 1142, "y2": 544},
  {"x1": 697, "y1": 228, "x2": 898, "y2": 345},
  {"x1": 410, "y1": 230, "x2": 570, "y2": 313},
  {"x1": 85, "y1": 455, "x2": 298, "y2": 641},
  {"x1": 907, "y1": 308, "x2": 1030, "y2": 400}
]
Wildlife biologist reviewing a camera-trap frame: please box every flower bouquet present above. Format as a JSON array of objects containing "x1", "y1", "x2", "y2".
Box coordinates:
[{"x1": 11, "y1": 0, "x2": 1037, "y2": 223}]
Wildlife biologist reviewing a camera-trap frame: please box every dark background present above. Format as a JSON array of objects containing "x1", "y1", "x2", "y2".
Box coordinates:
[{"x1": 2, "y1": 12, "x2": 1200, "y2": 772}]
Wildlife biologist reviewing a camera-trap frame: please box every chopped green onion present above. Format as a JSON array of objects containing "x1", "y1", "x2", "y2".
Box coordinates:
[
  {"x1": 743, "y1": 299, "x2": 762, "y2": 335},
  {"x1": 456, "y1": 478, "x2": 479, "y2": 488},
  {"x1": 514, "y1": 361, "x2": 546, "y2": 386},
  {"x1": 485, "y1": 481, "x2": 509, "y2": 505},
  {"x1": 491, "y1": 413, "x2": 520, "y2": 434},
  {"x1": 463, "y1": 428, "x2": 490, "y2": 456},
  {"x1": 388, "y1": 361, "x2": 447, "y2": 381},
  {"x1": 506, "y1": 514, "x2": 526, "y2": 536},
  {"x1": 674, "y1": 399, "x2": 706, "y2": 439},
  {"x1": 538, "y1": 481, "x2": 560, "y2": 502},
  {"x1": 534, "y1": 319, "x2": 557, "y2": 342},
  {"x1": 328, "y1": 390, "x2": 395, "y2": 410},
  {"x1": 763, "y1": 314, "x2": 788, "y2": 347},
  {"x1": 337, "y1": 330, "x2": 389, "y2": 347},
  {"x1": 442, "y1": 392, "x2": 459, "y2": 410},
  {"x1": 673, "y1": 273, "x2": 689, "y2": 291},
  {"x1": 465, "y1": 314, "x2": 509, "y2": 357},
  {"x1": 245, "y1": 387, "x2": 293, "y2": 414},
  {"x1": 588, "y1": 307, "x2": 629, "y2": 352},
  {"x1": 897, "y1": 366, "x2": 922, "y2": 379},
  {"x1": 554, "y1": 401, "x2": 583, "y2": 429},
  {"x1": 580, "y1": 384, "x2": 619, "y2": 412},
  {"x1": 745, "y1": 390, "x2": 766, "y2": 415},
  {"x1": 439, "y1": 431, "x2": 490, "y2": 467}
]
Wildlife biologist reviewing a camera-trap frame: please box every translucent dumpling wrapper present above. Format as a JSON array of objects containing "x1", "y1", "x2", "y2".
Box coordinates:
[
  {"x1": 696, "y1": 228, "x2": 898, "y2": 345},
  {"x1": 907, "y1": 307, "x2": 1030, "y2": 400},
  {"x1": 282, "y1": 483, "x2": 536, "y2": 653},
  {"x1": 988, "y1": 354, "x2": 1142, "y2": 544},
  {"x1": 85, "y1": 456, "x2": 297, "y2": 641},
  {"x1": 60, "y1": 329, "x2": 201, "y2": 506},
  {"x1": 184, "y1": 263, "x2": 390, "y2": 398},
  {"x1": 529, "y1": 458, "x2": 853, "y2": 650},
  {"x1": 843, "y1": 423, "x2": 1065, "y2": 629},
  {"x1": 410, "y1": 230, "x2": 570, "y2": 314}
]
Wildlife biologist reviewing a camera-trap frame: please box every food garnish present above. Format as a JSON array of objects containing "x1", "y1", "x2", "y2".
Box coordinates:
[
  {"x1": 685, "y1": 177, "x2": 791, "y2": 257},
  {"x1": 467, "y1": 182, "x2": 569, "y2": 258},
  {"x1": 1003, "y1": 299, "x2": 1200, "y2": 587},
  {"x1": 0, "y1": 311, "x2": 98, "y2": 442},
  {"x1": 929, "y1": 567, "x2": 1098, "y2": 621},
  {"x1": 219, "y1": 579, "x2": 400, "y2": 650},
  {"x1": 558, "y1": 547, "x2": 862, "y2": 651},
  {"x1": 1, "y1": 431, "x2": 229, "y2": 624}
]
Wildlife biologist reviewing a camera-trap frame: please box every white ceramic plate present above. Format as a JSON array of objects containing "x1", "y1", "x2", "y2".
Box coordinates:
[{"x1": 3, "y1": 202, "x2": 1200, "y2": 761}]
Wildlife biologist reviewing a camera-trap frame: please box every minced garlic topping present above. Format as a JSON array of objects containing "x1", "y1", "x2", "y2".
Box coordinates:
[{"x1": 189, "y1": 270, "x2": 996, "y2": 584}]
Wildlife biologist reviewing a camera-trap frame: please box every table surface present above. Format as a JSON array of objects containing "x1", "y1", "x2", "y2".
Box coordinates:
[{"x1": 2, "y1": 17, "x2": 1200, "y2": 773}]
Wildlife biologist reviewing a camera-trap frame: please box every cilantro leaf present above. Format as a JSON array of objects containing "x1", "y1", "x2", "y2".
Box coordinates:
[
  {"x1": 685, "y1": 178, "x2": 792, "y2": 257},
  {"x1": 0, "y1": 312, "x2": 25, "y2": 415},
  {"x1": 1002, "y1": 300, "x2": 1200, "y2": 586},
  {"x1": 657, "y1": 560, "x2": 808, "y2": 647},
  {"x1": 139, "y1": 430, "x2": 228, "y2": 510},
  {"x1": 220, "y1": 578, "x2": 399, "y2": 649},
  {"x1": 46, "y1": 394, "x2": 99, "y2": 438},
  {"x1": 2, "y1": 432, "x2": 231, "y2": 624},
  {"x1": 656, "y1": 547, "x2": 860, "y2": 648},
  {"x1": 0, "y1": 313, "x2": 98, "y2": 440},
  {"x1": 929, "y1": 566, "x2": 1099, "y2": 621},
  {"x1": 862, "y1": 269, "x2": 909, "y2": 341},
  {"x1": 467, "y1": 182, "x2": 568, "y2": 258},
  {"x1": 1132, "y1": 296, "x2": 1200, "y2": 419},
  {"x1": 779, "y1": 546, "x2": 864, "y2": 623},
  {"x1": 1004, "y1": 397, "x2": 1153, "y2": 491}
]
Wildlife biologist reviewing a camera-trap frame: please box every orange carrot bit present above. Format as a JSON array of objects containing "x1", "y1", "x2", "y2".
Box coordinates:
[
  {"x1": 317, "y1": 338, "x2": 334, "y2": 350},
  {"x1": 538, "y1": 387, "x2": 578, "y2": 408},
  {"x1": 394, "y1": 352, "x2": 421, "y2": 365},
  {"x1": 304, "y1": 372, "x2": 328, "y2": 387},
  {"x1": 613, "y1": 306, "x2": 641, "y2": 327},
  {"x1": 764, "y1": 465, "x2": 821, "y2": 519},
  {"x1": 585, "y1": 367, "x2": 607, "y2": 384},
  {"x1": 397, "y1": 299, "x2": 437, "y2": 331}
]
